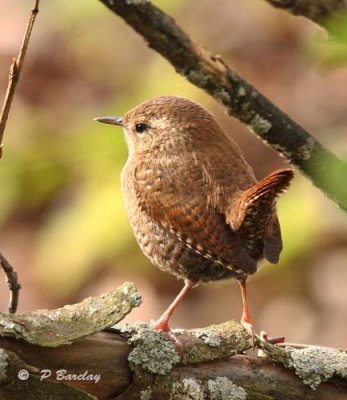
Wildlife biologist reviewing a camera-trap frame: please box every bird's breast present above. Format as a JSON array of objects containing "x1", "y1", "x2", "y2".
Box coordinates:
[{"x1": 119, "y1": 159, "x2": 248, "y2": 283}]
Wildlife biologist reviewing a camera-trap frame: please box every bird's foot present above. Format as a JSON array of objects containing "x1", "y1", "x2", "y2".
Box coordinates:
[
  {"x1": 241, "y1": 319, "x2": 257, "y2": 347},
  {"x1": 150, "y1": 319, "x2": 182, "y2": 351},
  {"x1": 241, "y1": 323, "x2": 285, "y2": 348},
  {"x1": 260, "y1": 330, "x2": 285, "y2": 345},
  {"x1": 241, "y1": 319, "x2": 255, "y2": 337},
  {"x1": 151, "y1": 318, "x2": 170, "y2": 332}
]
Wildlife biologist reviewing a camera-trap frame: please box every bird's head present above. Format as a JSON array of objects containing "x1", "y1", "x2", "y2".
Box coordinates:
[{"x1": 94, "y1": 96, "x2": 221, "y2": 157}]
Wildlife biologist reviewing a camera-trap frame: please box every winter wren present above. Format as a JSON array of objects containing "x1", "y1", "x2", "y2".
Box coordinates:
[{"x1": 95, "y1": 96, "x2": 294, "y2": 337}]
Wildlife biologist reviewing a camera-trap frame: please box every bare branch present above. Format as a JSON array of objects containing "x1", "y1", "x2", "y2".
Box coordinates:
[
  {"x1": 0, "y1": 282, "x2": 141, "y2": 346},
  {"x1": 0, "y1": 283, "x2": 345, "y2": 398},
  {"x1": 0, "y1": 0, "x2": 40, "y2": 158},
  {"x1": 264, "y1": 0, "x2": 347, "y2": 25},
  {"x1": 97, "y1": 0, "x2": 347, "y2": 212},
  {"x1": 0, "y1": 253, "x2": 20, "y2": 314},
  {"x1": 0, "y1": 326, "x2": 346, "y2": 399}
]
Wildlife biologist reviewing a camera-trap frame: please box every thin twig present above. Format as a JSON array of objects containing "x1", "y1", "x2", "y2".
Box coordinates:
[
  {"x1": 0, "y1": 0, "x2": 40, "y2": 158},
  {"x1": 0, "y1": 0, "x2": 39, "y2": 314},
  {"x1": 98, "y1": 0, "x2": 347, "y2": 212},
  {"x1": 0, "y1": 252, "x2": 20, "y2": 314}
]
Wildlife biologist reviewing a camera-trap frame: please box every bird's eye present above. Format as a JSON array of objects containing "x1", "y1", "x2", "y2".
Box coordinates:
[{"x1": 135, "y1": 123, "x2": 149, "y2": 134}]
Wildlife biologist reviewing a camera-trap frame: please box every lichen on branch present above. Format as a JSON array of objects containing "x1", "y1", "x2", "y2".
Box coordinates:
[
  {"x1": 0, "y1": 282, "x2": 141, "y2": 346},
  {"x1": 0, "y1": 283, "x2": 346, "y2": 398}
]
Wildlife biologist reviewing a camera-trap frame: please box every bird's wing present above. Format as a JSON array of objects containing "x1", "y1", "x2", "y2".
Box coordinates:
[
  {"x1": 134, "y1": 158, "x2": 257, "y2": 274},
  {"x1": 226, "y1": 169, "x2": 294, "y2": 263}
]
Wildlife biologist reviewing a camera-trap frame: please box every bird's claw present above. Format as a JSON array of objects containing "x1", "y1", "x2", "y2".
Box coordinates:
[
  {"x1": 241, "y1": 322, "x2": 285, "y2": 348},
  {"x1": 241, "y1": 320, "x2": 258, "y2": 347},
  {"x1": 150, "y1": 319, "x2": 182, "y2": 352},
  {"x1": 259, "y1": 330, "x2": 285, "y2": 344}
]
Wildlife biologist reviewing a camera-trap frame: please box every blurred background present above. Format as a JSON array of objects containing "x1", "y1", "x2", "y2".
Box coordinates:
[{"x1": 1, "y1": 0, "x2": 347, "y2": 348}]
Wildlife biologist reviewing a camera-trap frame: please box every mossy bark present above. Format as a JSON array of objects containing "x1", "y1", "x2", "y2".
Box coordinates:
[
  {"x1": 0, "y1": 282, "x2": 141, "y2": 346},
  {"x1": 0, "y1": 285, "x2": 346, "y2": 399}
]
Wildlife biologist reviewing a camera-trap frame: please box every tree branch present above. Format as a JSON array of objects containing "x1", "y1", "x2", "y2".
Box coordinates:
[
  {"x1": 0, "y1": 0, "x2": 40, "y2": 158},
  {"x1": 97, "y1": 0, "x2": 347, "y2": 212},
  {"x1": 0, "y1": 283, "x2": 346, "y2": 399},
  {"x1": 264, "y1": 0, "x2": 347, "y2": 25},
  {"x1": 0, "y1": 281, "x2": 141, "y2": 346},
  {"x1": 0, "y1": 326, "x2": 346, "y2": 399}
]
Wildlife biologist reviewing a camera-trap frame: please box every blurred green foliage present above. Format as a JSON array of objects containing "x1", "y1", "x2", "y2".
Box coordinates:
[{"x1": 308, "y1": 12, "x2": 347, "y2": 65}]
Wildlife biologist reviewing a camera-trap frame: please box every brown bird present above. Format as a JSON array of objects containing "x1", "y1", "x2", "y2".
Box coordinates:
[{"x1": 95, "y1": 96, "x2": 293, "y2": 339}]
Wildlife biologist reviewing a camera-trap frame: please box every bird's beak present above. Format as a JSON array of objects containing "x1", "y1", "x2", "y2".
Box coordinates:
[{"x1": 93, "y1": 116, "x2": 123, "y2": 127}]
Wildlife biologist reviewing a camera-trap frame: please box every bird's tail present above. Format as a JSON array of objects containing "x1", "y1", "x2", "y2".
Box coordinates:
[
  {"x1": 228, "y1": 168, "x2": 294, "y2": 263},
  {"x1": 241, "y1": 168, "x2": 294, "y2": 213}
]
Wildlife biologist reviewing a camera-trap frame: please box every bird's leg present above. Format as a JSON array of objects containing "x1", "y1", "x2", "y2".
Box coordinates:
[
  {"x1": 239, "y1": 280, "x2": 285, "y2": 345},
  {"x1": 152, "y1": 280, "x2": 194, "y2": 333},
  {"x1": 239, "y1": 280, "x2": 256, "y2": 339}
]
